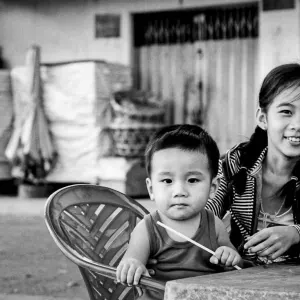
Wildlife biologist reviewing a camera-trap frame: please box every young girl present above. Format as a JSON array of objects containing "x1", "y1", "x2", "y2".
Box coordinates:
[
  {"x1": 206, "y1": 63, "x2": 300, "y2": 264},
  {"x1": 116, "y1": 125, "x2": 242, "y2": 286}
]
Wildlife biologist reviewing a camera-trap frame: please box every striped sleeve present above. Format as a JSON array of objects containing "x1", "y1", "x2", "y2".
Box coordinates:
[
  {"x1": 206, "y1": 159, "x2": 230, "y2": 219},
  {"x1": 290, "y1": 224, "x2": 300, "y2": 241},
  {"x1": 288, "y1": 225, "x2": 300, "y2": 258}
]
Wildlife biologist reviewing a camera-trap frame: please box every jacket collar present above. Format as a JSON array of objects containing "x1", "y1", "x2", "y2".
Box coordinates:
[
  {"x1": 230, "y1": 146, "x2": 300, "y2": 186},
  {"x1": 248, "y1": 147, "x2": 268, "y2": 176}
]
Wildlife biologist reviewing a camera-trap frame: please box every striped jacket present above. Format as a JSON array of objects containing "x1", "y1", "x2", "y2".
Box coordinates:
[{"x1": 206, "y1": 144, "x2": 300, "y2": 262}]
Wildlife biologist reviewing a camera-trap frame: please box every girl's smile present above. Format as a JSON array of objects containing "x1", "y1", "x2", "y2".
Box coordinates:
[
  {"x1": 258, "y1": 86, "x2": 300, "y2": 160},
  {"x1": 285, "y1": 136, "x2": 300, "y2": 144}
]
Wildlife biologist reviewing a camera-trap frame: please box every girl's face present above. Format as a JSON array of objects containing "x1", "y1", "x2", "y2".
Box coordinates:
[
  {"x1": 257, "y1": 86, "x2": 300, "y2": 159},
  {"x1": 145, "y1": 148, "x2": 219, "y2": 222}
]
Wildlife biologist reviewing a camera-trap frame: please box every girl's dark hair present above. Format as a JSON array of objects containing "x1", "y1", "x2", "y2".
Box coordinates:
[
  {"x1": 145, "y1": 124, "x2": 220, "y2": 178},
  {"x1": 231, "y1": 63, "x2": 300, "y2": 220}
]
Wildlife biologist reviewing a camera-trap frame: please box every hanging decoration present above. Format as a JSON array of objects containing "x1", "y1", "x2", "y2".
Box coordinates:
[{"x1": 133, "y1": 4, "x2": 258, "y2": 46}]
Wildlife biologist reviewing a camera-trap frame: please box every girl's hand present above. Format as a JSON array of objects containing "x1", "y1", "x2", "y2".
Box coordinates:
[
  {"x1": 116, "y1": 258, "x2": 150, "y2": 286},
  {"x1": 244, "y1": 226, "x2": 300, "y2": 260},
  {"x1": 209, "y1": 246, "x2": 241, "y2": 268}
]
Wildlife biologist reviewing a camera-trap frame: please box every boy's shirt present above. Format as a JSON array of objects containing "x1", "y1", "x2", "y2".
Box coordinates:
[{"x1": 144, "y1": 209, "x2": 224, "y2": 281}]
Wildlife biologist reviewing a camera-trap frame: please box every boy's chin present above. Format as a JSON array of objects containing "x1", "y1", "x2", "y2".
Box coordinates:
[{"x1": 167, "y1": 212, "x2": 200, "y2": 221}]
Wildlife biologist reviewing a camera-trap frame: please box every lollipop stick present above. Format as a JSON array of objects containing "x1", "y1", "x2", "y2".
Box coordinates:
[{"x1": 157, "y1": 221, "x2": 241, "y2": 270}]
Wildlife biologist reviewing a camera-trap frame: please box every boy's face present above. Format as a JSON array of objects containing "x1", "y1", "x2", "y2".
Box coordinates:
[{"x1": 146, "y1": 148, "x2": 219, "y2": 221}]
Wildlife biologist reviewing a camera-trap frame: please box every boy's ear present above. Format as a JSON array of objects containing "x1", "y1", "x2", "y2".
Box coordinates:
[
  {"x1": 209, "y1": 176, "x2": 220, "y2": 199},
  {"x1": 256, "y1": 107, "x2": 267, "y2": 130},
  {"x1": 146, "y1": 178, "x2": 155, "y2": 201}
]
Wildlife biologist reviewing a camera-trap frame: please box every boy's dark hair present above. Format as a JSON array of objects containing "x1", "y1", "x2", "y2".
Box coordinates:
[
  {"x1": 145, "y1": 124, "x2": 220, "y2": 178},
  {"x1": 227, "y1": 63, "x2": 300, "y2": 221}
]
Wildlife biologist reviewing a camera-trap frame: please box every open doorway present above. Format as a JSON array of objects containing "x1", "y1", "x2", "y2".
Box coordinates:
[{"x1": 132, "y1": 3, "x2": 259, "y2": 154}]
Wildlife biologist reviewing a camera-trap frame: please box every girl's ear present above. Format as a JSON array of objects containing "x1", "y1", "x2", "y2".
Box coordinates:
[
  {"x1": 146, "y1": 178, "x2": 155, "y2": 201},
  {"x1": 209, "y1": 176, "x2": 220, "y2": 199},
  {"x1": 256, "y1": 107, "x2": 267, "y2": 130}
]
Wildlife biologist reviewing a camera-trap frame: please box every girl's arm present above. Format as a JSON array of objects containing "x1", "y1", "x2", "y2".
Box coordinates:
[{"x1": 206, "y1": 160, "x2": 230, "y2": 219}]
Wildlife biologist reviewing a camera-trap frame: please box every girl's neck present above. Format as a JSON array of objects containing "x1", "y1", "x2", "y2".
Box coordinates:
[
  {"x1": 158, "y1": 211, "x2": 201, "y2": 241},
  {"x1": 264, "y1": 150, "x2": 298, "y2": 177},
  {"x1": 261, "y1": 151, "x2": 298, "y2": 202}
]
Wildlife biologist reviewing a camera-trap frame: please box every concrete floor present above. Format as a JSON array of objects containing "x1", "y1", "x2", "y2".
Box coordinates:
[
  {"x1": 0, "y1": 194, "x2": 156, "y2": 300},
  {"x1": 0, "y1": 196, "x2": 156, "y2": 216}
]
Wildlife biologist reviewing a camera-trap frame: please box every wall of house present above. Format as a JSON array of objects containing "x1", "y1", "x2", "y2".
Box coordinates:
[
  {"x1": 1, "y1": 0, "x2": 300, "y2": 183},
  {"x1": 259, "y1": 0, "x2": 300, "y2": 83},
  {"x1": 0, "y1": 0, "x2": 259, "y2": 67}
]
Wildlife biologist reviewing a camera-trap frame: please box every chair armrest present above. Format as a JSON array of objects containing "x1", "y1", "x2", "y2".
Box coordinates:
[{"x1": 45, "y1": 219, "x2": 165, "y2": 292}]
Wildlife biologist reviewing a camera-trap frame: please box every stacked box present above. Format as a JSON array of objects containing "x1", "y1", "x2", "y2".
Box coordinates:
[{"x1": 11, "y1": 60, "x2": 132, "y2": 183}]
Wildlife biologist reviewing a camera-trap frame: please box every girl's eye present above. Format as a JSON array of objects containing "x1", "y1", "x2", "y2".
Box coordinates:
[
  {"x1": 280, "y1": 110, "x2": 292, "y2": 115},
  {"x1": 188, "y1": 178, "x2": 200, "y2": 183}
]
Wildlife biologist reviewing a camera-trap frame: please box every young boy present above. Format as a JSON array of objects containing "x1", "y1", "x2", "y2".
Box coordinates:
[{"x1": 116, "y1": 124, "x2": 241, "y2": 286}]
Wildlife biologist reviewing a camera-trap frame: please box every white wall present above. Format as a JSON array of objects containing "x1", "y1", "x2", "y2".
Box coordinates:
[
  {"x1": 0, "y1": 0, "x2": 258, "y2": 67},
  {"x1": 259, "y1": 0, "x2": 300, "y2": 83}
]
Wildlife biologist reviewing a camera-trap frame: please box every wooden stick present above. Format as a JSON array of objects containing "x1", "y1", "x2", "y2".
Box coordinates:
[{"x1": 157, "y1": 221, "x2": 241, "y2": 270}]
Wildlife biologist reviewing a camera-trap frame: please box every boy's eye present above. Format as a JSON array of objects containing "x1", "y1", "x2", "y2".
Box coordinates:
[
  {"x1": 161, "y1": 179, "x2": 172, "y2": 184},
  {"x1": 188, "y1": 178, "x2": 200, "y2": 183}
]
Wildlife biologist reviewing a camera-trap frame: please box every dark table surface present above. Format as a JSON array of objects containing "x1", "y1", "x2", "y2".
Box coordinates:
[{"x1": 164, "y1": 263, "x2": 300, "y2": 300}]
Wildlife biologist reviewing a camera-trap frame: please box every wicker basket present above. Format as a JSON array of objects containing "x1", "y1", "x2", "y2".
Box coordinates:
[
  {"x1": 112, "y1": 90, "x2": 165, "y2": 124},
  {"x1": 109, "y1": 123, "x2": 162, "y2": 157}
]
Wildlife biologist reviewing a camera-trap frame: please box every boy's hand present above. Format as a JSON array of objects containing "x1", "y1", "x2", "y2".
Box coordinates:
[
  {"x1": 116, "y1": 258, "x2": 149, "y2": 286},
  {"x1": 209, "y1": 246, "x2": 241, "y2": 268},
  {"x1": 146, "y1": 258, "x2": 158, "y2": 276}
]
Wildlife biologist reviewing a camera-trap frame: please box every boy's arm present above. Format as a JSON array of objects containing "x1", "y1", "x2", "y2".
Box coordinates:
[
  {"x1": 214, "y1": 216, "x2": 235, "y2": 249},
  {"x1": 122, "y1": 219, "x2": 151, "y2": 263},
  {"x1": 116, "y1": 219, "x2": 151, "y2": 285},
  {"x1": 211, "y1": 216, "x2": 242, "y2": 268}
]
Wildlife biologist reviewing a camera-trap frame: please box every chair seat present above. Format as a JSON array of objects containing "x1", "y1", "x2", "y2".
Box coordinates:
[{"x1": 44, "y1": 184, "x2": 165, "y2": 300}]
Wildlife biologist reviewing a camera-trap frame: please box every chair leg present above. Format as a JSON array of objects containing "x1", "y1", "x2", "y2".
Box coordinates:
[{"x1": 79, "y1": 267, "x2": 97, "y2": 300}]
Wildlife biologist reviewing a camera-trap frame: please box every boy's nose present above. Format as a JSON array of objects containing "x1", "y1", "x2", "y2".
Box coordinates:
[{"x1": 172, "y1": 182, "x2": 188, "y2": 197}]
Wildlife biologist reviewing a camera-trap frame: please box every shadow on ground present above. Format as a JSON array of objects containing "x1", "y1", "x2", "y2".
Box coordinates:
[{"x1": 0, "y1": 215, "x2": 89, "y2": 299}]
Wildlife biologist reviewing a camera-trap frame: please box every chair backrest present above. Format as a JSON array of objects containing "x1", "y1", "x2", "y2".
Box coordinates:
[{"x1": 44, "y1": 184, "x2": 165, "y2": 300}]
